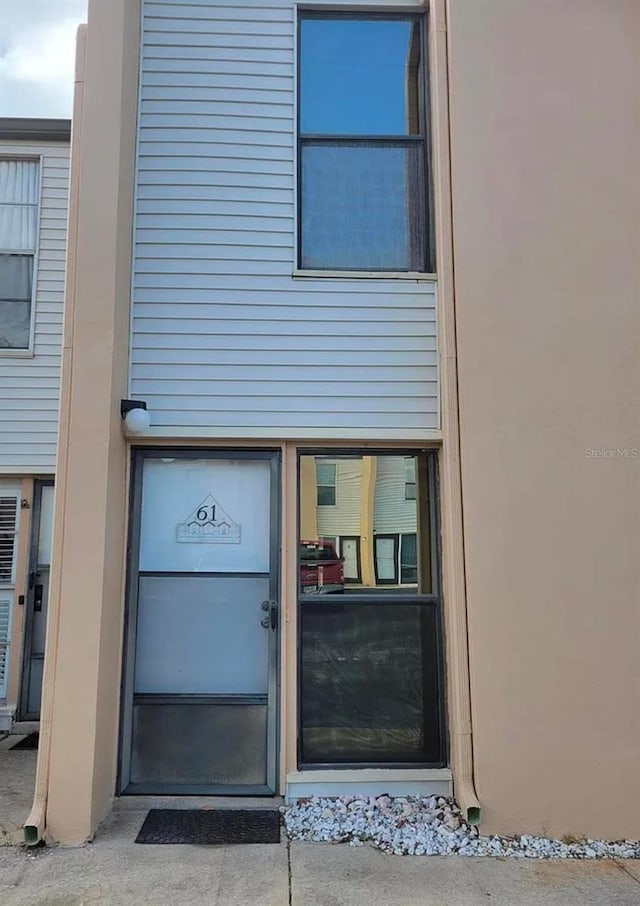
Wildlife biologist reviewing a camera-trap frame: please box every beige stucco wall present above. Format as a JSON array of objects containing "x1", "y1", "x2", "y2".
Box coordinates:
[
  {"x1": 41, "y1": 0, "x2": 140, "y2": 844},
  {"x1": 447, "y1": 0, "x2": 640, "y2": 838}
]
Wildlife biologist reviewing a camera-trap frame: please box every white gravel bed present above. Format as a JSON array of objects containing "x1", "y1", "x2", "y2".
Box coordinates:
[{"x1": 282, "y1": 796, "x2": 640, "y2": 859}]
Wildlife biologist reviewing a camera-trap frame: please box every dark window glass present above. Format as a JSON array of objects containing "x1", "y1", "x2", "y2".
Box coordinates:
[
  {"x1": 300, "y1": 142, "x2": 425, "y2": 272},
  {"x1": 316, "y1": 461, "x2": 336, "y2": 506},
  {"x1": 317, "y1": 485, "x2": 336, "y2": 506},
  {"x1": 299, "y1": 19, "x2": 421, "y2": 136},
  {"x1": 301, "y1": 601, "x2": 444, "y2": 764},
  {"x1": 400, "y1": 533, "x2": 418, "y2": 584},
  {"x1": 0, "y1": 254, "x2": 33, "y2": 349}
]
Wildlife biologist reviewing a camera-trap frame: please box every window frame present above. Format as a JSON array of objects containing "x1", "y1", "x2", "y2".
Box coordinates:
[
  {"x1": 0, "y1": 154, "x2": 42, "y2": 357},
  {"x1": 373, "y1": 532, "x2": 400, "y2": 585},
  {"x1": 315, "y1": 460, "x2": 337, "y2": 507},
  {"x1": 295, "y1": 10, "x2": 434, "y2": 276},
  {"x1": 296, "y1": 448, "x2": 447, "y2": 770},
  {"x1": 404, "y1": 455, "x2": 417, "y2": 500}
]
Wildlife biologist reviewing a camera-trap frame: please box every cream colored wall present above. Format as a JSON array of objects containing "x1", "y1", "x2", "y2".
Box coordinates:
[
  {"x1": 38, "y1": 0, "x2": 140, "y2": 844},
  {"x1": 447, "y1": 0, "x2": 640, "y2": 838}
]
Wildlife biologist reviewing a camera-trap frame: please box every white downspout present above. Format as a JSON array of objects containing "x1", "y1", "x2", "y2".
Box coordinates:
[{"x1": 24, "y1": 24, "x2": 87, "y2": 846}]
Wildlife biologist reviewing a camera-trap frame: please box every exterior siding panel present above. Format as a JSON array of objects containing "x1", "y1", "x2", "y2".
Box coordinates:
[
  {"x1": 0, "y1": 142, "x2": 69, "y2": 472},
  {"x1": 131, "y1": 0, "x2": 439, "y2": 437}
]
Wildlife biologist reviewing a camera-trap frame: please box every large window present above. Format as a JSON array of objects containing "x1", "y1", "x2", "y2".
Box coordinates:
[
  {"x1": 298, "y1": 452, "x2": 445, "y2": 767},
  {"x1": 298, "y1": 14, "x2": 431, "y2": 272},
  {"x1": 0, "y1": 159, "x2": 39, "y2": 351}
]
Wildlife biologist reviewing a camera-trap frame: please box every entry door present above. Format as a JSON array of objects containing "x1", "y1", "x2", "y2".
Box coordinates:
[
  {"x1": 374, "y1": 535, "x2": 399, "y2": 585},
  {"x1": 120, "y1": 451, "x2": 280, "y2": 795},
  {"x1": 340, "y1": 537, "x2": 361, "y2": 584},
  {"x1": 19, "y1": 481, "x2": 54, "y2": 720}
]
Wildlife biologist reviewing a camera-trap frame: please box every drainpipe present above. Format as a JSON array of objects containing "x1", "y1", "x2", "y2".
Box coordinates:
[
  {"x1": 24, "y1": 25, "x2": 86, "y2": 846},
  {"x1": 431, "y1": 0, "x2": 481, "y2": 825}
]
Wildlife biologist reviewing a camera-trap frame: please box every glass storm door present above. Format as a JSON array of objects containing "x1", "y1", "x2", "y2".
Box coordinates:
[
  {"x1": 19, "y1": 481, "x2": 54, "y2": 720},
  {"x1": 120, "y1": 451, "x2": 280, "y2": 795}
]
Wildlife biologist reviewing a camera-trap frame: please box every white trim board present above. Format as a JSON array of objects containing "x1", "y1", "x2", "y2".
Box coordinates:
[{"x1": 285, "y1": 768, "x2": 452, "y2": 802}]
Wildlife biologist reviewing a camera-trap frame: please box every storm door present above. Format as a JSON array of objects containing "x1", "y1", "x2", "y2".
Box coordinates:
[
  {"x1": 120, "y1": 451, "x2": 280, "y2": 795},
  {"x1": 19, "y1": 480, "x2": 54, "y2": 720}
]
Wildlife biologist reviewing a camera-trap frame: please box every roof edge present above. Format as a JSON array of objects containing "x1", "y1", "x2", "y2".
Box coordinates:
[{"x1": 0, "y1": 117, "x2": 72, "y2": 143}]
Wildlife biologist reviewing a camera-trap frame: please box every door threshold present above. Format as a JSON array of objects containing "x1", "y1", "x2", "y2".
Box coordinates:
[{"x1": 114, "y1": 794, "x2": 284, "y2": 812}]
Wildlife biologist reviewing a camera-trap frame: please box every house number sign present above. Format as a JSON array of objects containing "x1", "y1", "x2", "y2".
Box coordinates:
[{"x1": 176, "y1": 493, "x2": 241, "y2": 544}]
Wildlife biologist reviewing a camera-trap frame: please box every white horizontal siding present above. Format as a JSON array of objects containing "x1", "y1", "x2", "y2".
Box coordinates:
[
  {"x1": 0, "y1": 141, "x2": 69, "y2": 472},
  {"x1": 131, "y1": 0, "x2": 439, "y2": 438},
  {"x1": 317, "y1": 461, "x2": 363, "y2": 537},
  {"x1": 373, "y1": 456, "x2": 418, "y2": 535}
]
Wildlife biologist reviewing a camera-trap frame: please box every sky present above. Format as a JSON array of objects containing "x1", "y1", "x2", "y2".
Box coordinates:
[{"x1": 0, "y1": 0, "x2": 87, "y2": 119}]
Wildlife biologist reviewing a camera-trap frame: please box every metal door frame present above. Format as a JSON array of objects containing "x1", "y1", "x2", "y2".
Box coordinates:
[
  {"x1": 18, "y1": 478, "x2": 54, "y2": 721},
  {"x1": 373, "y1": 533, "x2": 400, "y2": 585},
  {"x1": 118, "y1": 448, "x2": 281, "y2": 795}
]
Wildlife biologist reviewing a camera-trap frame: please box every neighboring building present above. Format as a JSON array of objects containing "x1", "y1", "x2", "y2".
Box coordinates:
[
  {"x1": 0, "y1": 118, "x2": 70, "y2": 729},
  {"x1": 25, "y1": 0, "x2": 639, "y2": 846},
  {"x1": 303, "y1": 456, "x2": 419, "y2": 587}
]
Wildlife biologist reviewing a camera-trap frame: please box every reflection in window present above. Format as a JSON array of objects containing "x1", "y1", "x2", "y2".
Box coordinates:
[
  {"x1": 299, "y1": 18, "x2": 422, "y2": 136},
  {"x1": 300, "y1": 454, "x2": 432, "y2": 595},
  {"x1": 400, "y1": 533, "x2": 418, "y2": 584},
  {"x1": 298, "y1": 452, "x2": 444, "y2": 766},
  {"x1": 316, "y1": 461, "x2": 336, "y2": 506},
  {"x1": 404, "y1": 456, "x2": 416, "y2": 500}
]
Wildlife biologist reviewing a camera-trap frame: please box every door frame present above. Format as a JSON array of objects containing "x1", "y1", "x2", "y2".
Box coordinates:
[
  {"x1": 118, "y1": 447, "x2": 281, "y2": 795},
  {"x1": 18, "y1": 478, "x2": 54, "y2": 721},
  {"x1": 373, "y1": 533, "x2": 400, "y2": 585}
]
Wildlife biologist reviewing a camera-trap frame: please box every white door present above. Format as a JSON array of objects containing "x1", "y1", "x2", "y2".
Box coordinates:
[
  {"x1": 120, "y1": 451, "x2": 280, "y2": 795},
  {"x1": 341, "y1": 537, "x2": 360, "y2": 583}
]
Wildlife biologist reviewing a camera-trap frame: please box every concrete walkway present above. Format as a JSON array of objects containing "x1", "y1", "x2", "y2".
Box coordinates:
[
  {"x1": 1, "y1": 742, "x2": 639, "y2": 904},
  {"x1": 0, "y1": 727, "x2": 39, "y2": 846},
  {"x1": 0, "y1": 806, "x2": 638, "y2": 906}
]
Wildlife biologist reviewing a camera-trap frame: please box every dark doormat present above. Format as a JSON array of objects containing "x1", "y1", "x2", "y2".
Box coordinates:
[
  {"x1": 135, "y1": 809, "x2": 281, "y2": 845},
  {"x1": 10, "y1": 732, "x2": 39, "y2": 750}
]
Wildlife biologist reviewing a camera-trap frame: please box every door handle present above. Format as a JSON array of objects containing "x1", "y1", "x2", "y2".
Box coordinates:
[
  {"x1": 260, "y1": 600, "x2": 278, "y2": 631},
  {"x1": 34, "y1": 584, "x2": 44, "y2": 613}
]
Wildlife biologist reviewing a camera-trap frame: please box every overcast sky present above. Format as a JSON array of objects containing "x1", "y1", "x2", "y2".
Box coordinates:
[{"x1": 0, "y1": 0, "x2": 87, "y2": 119}]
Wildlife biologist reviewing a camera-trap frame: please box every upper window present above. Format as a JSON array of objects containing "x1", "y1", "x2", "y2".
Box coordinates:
[
  {"x1": 404, "y1": 456, "x2": 416, "y2": 500},
  {"x1": 316, "y1": 461, "x2": 336, "y2": 506},
  {"x1": 298, "y1": 14, "x2": 430, "y2": 272},
  {"x1": 0, "y1": 159, "x2": 39, "y2": 351}
]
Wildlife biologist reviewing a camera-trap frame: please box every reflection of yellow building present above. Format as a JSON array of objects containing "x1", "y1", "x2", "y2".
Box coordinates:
[{"x1": 301, "y1": 455, "x2": 432, "y2": 591}]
